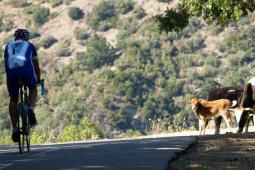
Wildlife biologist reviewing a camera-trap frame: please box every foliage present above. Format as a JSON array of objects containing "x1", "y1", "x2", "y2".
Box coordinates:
[
  {"x1": 76, "y1": 35, "x2": 118, "y2": 70},
  {"x1": 157, "y1": 0, "x2": 255, "y2": 32},
  {"x1": 5, "y1": 0, "x2": 29, "y2": 7},
  {"x1": 116, "y1": 0, "x2": 134, "y2": 14},
  {"x1": 73, "y1": 27, "x2": 90, "y2": 40},
  {"x1": 88, "y1": 0, "x2": 117, "y2": 31},
  {"x1": 0, "y1": 19, "x2": 13, "y2": 32},
  {"x1": 50, "y1": 0, "x2": 63, "y2": 7},
  {"x1": 57, "y1": 117, "x2": 104, "y2": 142},
  {"x1": 56, "y1": 44, "x2": 71, "y2": 57},
  {"x1": 38, "y1": 35, "x2": 58, "y2": 49},
  {"x1": 146, "y1": 117, "x2": 170, "y2": 135},
  {"x1": 32, "y1": 7, "x2": 50, "y2": 26},
  {"x1": 133, "y1": 6, "x2": 146, "y2": 19},
  {"x1": 68, "y1": 7, "x2": 84, "y2": 20}
]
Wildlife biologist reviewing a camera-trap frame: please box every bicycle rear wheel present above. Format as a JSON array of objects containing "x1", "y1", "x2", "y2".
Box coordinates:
[{"x1": 18, "y1": 104, "x2": 24, "y2": 154}]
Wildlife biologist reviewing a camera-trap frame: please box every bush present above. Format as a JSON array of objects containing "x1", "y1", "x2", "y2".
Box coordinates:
[
  {"x1": 116, "y1": 0, "x2": 134, "y2": 14},
  {"x1": 50, "y1": 0, "x2": 63, "y2": 7},
  {"x1": 5, "y1": 0, "x2": 29, "y2": 7},
  {"x1": 133, "y1": 6, "x2": 146, "y2": 19},
  {"x1": 56, "y1": 44, "x2": 71, "y2": 57},
  {"x1": 57, "y1": 117, "x2": 104, "y2": 142},
  {"x1": 30, "y1": 31, "x2": 41, "y2": 39},
  {"x1": 0, "y1": 19, "x2": 13, "y2": 32},
  {"x1": 88, "y1": 1, "x2": 117, "y2": 31},
  {"x1": 38, "y1": 36, "x2": 58, "y2": 49},
  {"x1": 73, "y1": 27, "x2": 90, "y2": 40},
  {"x1": 68, "y1": 7, "x2": 84, "y2": 20},
  {"x1": 32, "y1": 7, "x2": 50, "y2": 26},
  {"x1": 76, "y1": 35, "x2": 118, "y2": 70}
]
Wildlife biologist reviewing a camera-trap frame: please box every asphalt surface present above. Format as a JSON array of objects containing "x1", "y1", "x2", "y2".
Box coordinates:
[{"x1": 0, "y1": 136, "x2": 197, "y2": 170}]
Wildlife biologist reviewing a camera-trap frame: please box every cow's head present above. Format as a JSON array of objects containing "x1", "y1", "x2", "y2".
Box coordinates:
[{"x1": 188, "y1": 98, "x2": 202, "y2": 111}]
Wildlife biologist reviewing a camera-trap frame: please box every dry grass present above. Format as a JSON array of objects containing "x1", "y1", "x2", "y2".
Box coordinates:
[{"x1": 168, "y1": 132, "x2": 255, "y2": 170}]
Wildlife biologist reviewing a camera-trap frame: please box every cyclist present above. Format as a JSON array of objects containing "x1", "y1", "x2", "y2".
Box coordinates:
[{"x1": 4, "y1": 29, "x2": 41, "y2": 142}]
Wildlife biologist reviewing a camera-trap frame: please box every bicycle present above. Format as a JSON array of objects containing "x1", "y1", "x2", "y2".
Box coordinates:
[{"x1": 17, "y1": 77, "x2": 44, "y2": 154}]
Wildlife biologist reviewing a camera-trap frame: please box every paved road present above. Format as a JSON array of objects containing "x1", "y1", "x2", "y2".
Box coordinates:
[{"x1": 0, "y1": 136, "x2": 197, "y2": 170}]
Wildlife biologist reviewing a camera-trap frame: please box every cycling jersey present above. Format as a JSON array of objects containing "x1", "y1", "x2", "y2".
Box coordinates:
[{"x1": 4, "y1": 39, "x2": 38, "y2": 96}]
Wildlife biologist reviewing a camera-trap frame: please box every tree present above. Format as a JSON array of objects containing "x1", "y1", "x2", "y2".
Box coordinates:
[
  {"x1": 156, "y1": 0, "x2": 255, "y2": 32},
  {"x1": 76, "y1": 35, "x2": 118, "y2": 70}
]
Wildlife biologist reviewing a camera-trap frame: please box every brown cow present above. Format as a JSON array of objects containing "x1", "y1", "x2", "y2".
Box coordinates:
[{"x1": 188, "y1": 98, "x2": 235, "y2": 135}]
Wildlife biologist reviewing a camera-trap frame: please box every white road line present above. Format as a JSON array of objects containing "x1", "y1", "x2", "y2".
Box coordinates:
[{"x1": 0, "y1": 163, "x2": 13, "y2": 170}]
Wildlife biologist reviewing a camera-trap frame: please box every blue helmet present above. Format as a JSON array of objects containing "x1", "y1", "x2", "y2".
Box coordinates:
[{"x1": 14, "y1": 29, "x2": 30, "y2": 41}]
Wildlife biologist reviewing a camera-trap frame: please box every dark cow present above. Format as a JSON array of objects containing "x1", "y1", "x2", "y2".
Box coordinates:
[
  {"x1": 207, "y1": 86, "x2": 243, "y2": 134},
  {"x1": 207, "y1": 85, "x2": 255, "y2": 133},
  {"x1": 237, "y1": 82, "x2": 255, "y2": 132}
]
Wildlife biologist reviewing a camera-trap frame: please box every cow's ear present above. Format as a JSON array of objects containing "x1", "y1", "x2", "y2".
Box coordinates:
[{"x1": 199, "y1": 99, "x2": 202, "y2": 103}]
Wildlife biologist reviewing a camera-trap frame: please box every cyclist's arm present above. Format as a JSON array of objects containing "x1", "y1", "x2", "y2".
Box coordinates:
[
  {"x1": 32, "y1": 59, "x2": 41, "y2": 82},
  {"x1": 31, "y1": 44, "x2": 41, "y2": 82},
  {"x1": 4, "y1": 45, "x2": 8, "y2": 72}
]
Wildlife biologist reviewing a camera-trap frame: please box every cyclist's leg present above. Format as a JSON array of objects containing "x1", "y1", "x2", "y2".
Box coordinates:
[
  {"x1": 23, "y1": 67, "x2": 38, "y2": 126},
  {"x1": 9, "y1": 96, "x2": 18, "y2": 128},
  {"x1": 6, "y1": 71, "x2": 19, "y2": 128},
  {"x1": 6, "y1": 71, "x2": 20, "y2": 142}
]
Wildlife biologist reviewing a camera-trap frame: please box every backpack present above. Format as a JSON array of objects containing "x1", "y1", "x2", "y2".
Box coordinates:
[{"x1": 7, "y1": 40, "x2": 29, "y2": 69}]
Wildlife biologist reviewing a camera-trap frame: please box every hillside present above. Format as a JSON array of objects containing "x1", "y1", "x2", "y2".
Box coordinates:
[{"x1": 0, "y1": 0, "x2": 255, "y2": 145}]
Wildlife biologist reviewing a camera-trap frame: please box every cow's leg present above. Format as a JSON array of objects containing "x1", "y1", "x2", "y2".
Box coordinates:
[
  {"x1": 237, "y1": 111, "x2": 249, "y2": 133},
  {"x1": 198, "y1": 119, "x2": 202, "y2": 135},
  {"x1": 222, "y1": 113, "x2": 232, "y2": 133},
  {"x1": 200, "y1": 118, "x2": 206, "y2": 135},
  {"x1": 214, "y1": 116, "x2": 222, "y2": 134},
  {"x1": 245, "y1": 116, "x2": 251, "y2": 133}
]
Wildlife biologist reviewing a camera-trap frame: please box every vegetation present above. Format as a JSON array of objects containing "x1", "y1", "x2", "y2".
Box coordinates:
[
  {"x1": 32, "y1": 7, "x2": 50, "y2": 26},
  {"x1": 68, "y1": 7, "x2": 84, "y2": 20},
  {"x1": 88, "y1": 0, "x2": 117, "y2": 31},
  {"x1": 50, "y1": 0, "x2": 63, "y2": 7},
  {"x1": 156, "y1": 0, "x2": 255, "y2": 32},
  {"x1": 76, "y1": 35, "x2": 118, "y2": 70},
  {"x1": 73, "y1": 27, "x2": 90, "y2": 40},
  {"x1": 38, "y1": 36, "x2": 58, "y2": 49}
]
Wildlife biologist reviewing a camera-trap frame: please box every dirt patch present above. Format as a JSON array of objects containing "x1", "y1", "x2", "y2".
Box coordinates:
[{"x1": 168, "y1": 132, "x2": 255, "y2": 170}]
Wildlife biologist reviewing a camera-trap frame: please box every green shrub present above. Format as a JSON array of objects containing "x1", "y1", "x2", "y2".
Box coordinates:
[
  {"x1": 88, "y1": 1, "x2": 117, "y2": 31},
  {"x1": 0, "y1": 19, "x2": 13, "y2": 32},
  {"x1": 57, "y1": 117, "x2": 104, "y2": 142},
  {"x1": 50, "y1": 0, "x2": 63, "y2": 7},
  {"x1": 116, "y1": 0, "x2": 134, "y2": 14},
  {"x1": 76, "y1": 35, "x2": 118, "y2": 70},
  {"x1": 68, "y1": 7, "x2": 84, "y2": 20},
  {"x1": 38, "y1": 36, "x2": 58, "y2": 49},
  {"x1": 133, "y1": 6, "x2": 146, "y2": 19},
  {"x1": 30, "y1": 31, "x2": 41, "y2": 39},
  {"x1": 50, "y1": 12, "x2": 59, "y2": 19},
  {"x1": 56, "y1": 44, "x2": 71, "y2": 57},
  {"x1": 5, "y1": 0, "x2": 29, "y2": 7},
  {"x1": 73, "y1": 27, "x2": 90, "y2": 40},
  {"x1": 32, "y1": 7, "x2": 50, "y2": 26}
]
